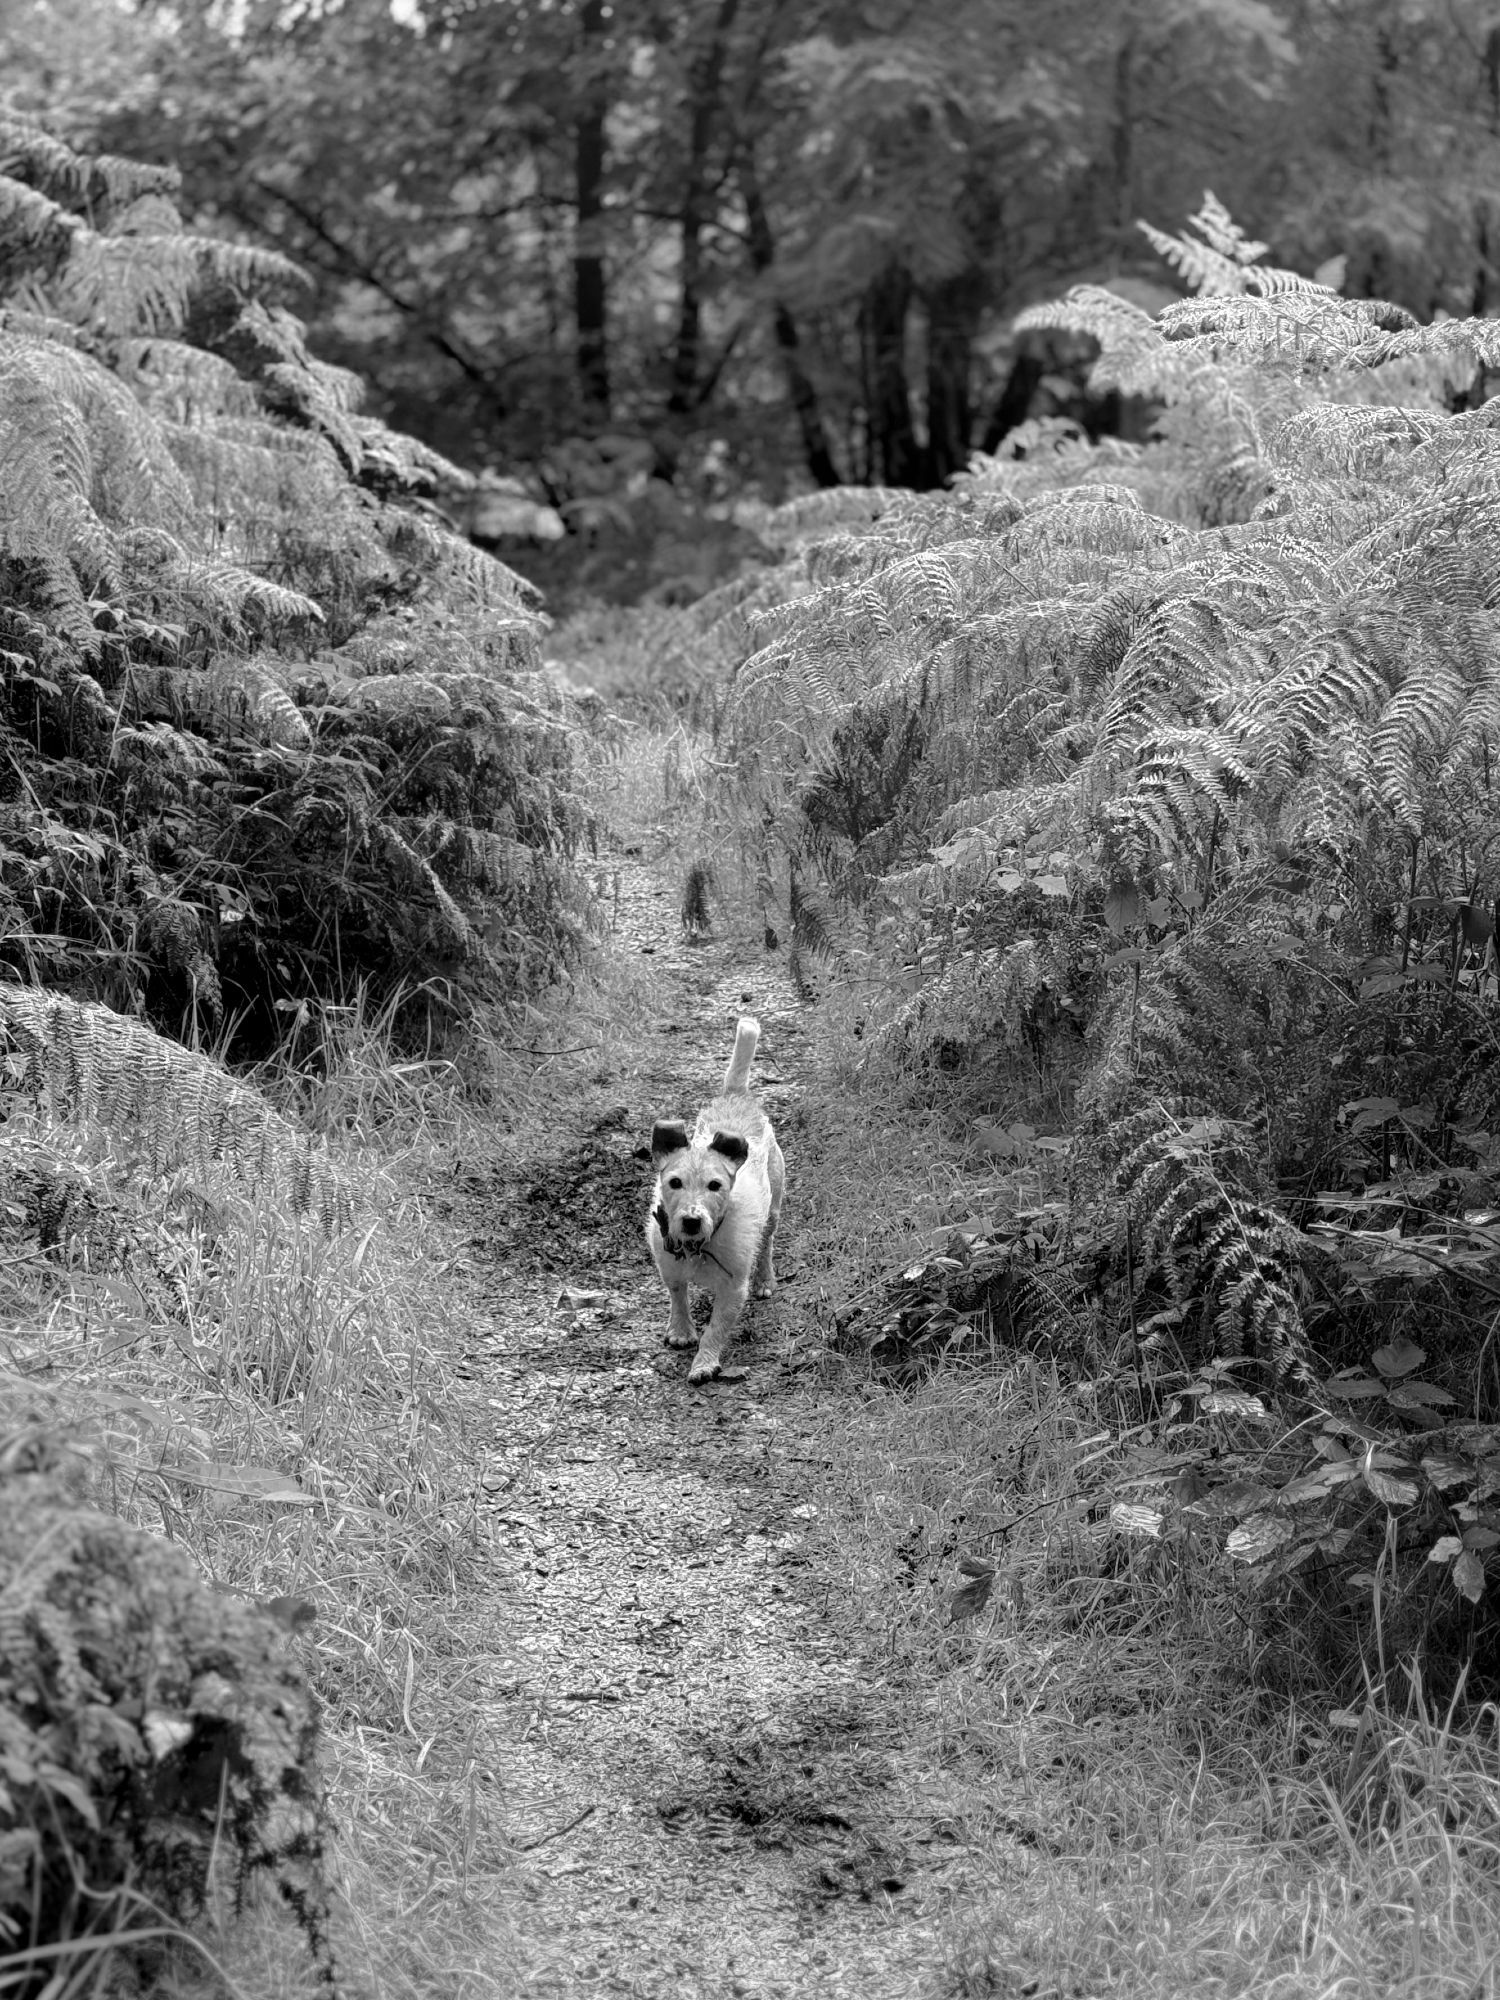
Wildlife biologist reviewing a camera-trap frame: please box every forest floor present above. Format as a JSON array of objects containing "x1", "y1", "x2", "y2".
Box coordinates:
[{"x1": 419, "y1": 843, "x2": 1001, "y2": 1999}]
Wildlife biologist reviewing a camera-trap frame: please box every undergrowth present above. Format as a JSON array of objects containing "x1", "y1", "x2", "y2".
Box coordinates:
[
  {"x1": 0, "y1": 114, "x2": 587, "y2": 1058},
  {"x1": 693, "y1": 194, "x2": 1500, "y2": 1697},
  {"x1": 813, "y1": 1344, "x2": 1500, "y2": 1999},
  {"x1": 0, "y1": 111, "x2": 603, "y2": 1974},
  {"x1": 0, "y1": 960, "x2": 523, "y2": 1994}
]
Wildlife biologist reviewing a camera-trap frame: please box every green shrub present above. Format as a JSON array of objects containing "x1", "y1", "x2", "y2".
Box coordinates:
[
  {"x1": 0, "y1": 1449, "x2": 330, "y2": 1994},
  {"x1": 718, "y1": 196, "x2": 1500, "y2": 1680},
  {"x1": 0, "y1": 114, "x2": 586, "y2": 1055}
]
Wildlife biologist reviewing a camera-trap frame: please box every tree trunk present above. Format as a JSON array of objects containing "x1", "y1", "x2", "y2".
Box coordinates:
[
  {"x1": 860, "y1": 262, "x2": 921, "y2": 488},
  {"x1": 1111, "y1": 32, "x2": 1136, "y2": 252},
  {"x1": 740, "y1": 152, "x2": 840, "y2": 487},
  {"x1": 923, "y1": 274, "x2": 983, "y2": 486},
  {"x1": 574, "y1": 0, "x2": 610, "y2": 424},
  {"x1": 980, "y1": 343, "x2": 1045, "y2": 452},
  {"x1": 668, "y1": 0, "x2": 741, "y2": 417},
  {"x1": 1475, "y1": 208, "x2": 1491, "y2": 318}
]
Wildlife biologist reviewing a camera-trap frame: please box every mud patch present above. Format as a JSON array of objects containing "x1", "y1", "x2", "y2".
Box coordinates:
[
  {"x1": 473, "y1": 1128, "x2": 649, "y2": 1271},
  {"x1": 657, "y1": 1714, "x2": 901, "y2": 1881},
  {"x1": 658, "y1": 1736, "x2": 910, "y2": 1910}
]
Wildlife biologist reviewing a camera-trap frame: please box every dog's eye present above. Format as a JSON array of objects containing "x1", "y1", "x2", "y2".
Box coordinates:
[
  {"x1": 706, "y1": 1179, "x2": 722, "y2": 1192},
  {"x1": 667, "y1": 1176, "x2": 682, "y2": 1190}
]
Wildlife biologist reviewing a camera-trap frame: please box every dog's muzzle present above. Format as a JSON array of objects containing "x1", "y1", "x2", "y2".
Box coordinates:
[{"x1": 655, "y1": 1201, "x2": 712, "y2": 1259}]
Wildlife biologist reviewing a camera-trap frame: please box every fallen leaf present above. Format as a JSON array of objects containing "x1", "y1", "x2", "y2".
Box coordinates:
[
  {"x1": 949, "y1": 1566, "x2": 995, "y2": 1623},
  {"x1": 1226, "y1": 1513, "x2": 1295, "y2": 1562},
  {"x1": 153, "y1": 1462, "x2": 314, "y2": 1505},
  {"x1": 1110, "y1": 1503, "x2": 1164, "y2": 1539},
  {"x1": 257, "y1": 1594, "x2": 318, "y2": 1633},
  {"x1": 555, "y1": 1286, "x2": 609, "y2": 1311},
  {"x1": 1200, "y1": 1390, "x2": 1268, "y2": 1418},
  {"x1": 1453, "y1": 1549, "x2": 1487, "y2": 1603}
]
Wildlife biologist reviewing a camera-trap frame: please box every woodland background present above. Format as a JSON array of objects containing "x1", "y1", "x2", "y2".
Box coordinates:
[{"x1": 10, "y1": 0, "x2": 1500, "y2": 540}]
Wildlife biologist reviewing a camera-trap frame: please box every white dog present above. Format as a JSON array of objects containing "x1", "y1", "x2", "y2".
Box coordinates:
[{"x1": 646, "y1": 1015, "x2": 785, "y2": 1383}]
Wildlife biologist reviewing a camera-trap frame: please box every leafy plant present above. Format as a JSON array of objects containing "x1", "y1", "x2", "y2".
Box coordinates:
[
  {"x1": 0, "y1": 112, "x2": 586, "y2": 1056},
  {"x1": 0, "y1": 1454, "x2": 332, "y2": 1995},
  {"x1": 719, "y1": 194, "x2": 1500, "y2": 1673}
]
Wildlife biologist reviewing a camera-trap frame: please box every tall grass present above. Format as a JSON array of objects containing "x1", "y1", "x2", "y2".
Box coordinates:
[
  {"x1": 812, "y1": 1336, "x2": 1500, "y2": 2000},
  {"x1": 0, "y1": 988, "x2": 516, "y2": 1996}
]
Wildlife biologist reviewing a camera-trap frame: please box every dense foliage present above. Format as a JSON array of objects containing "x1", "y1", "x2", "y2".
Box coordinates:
[
  {"x1": 715, "y1": 199, "x2": 1500, "y2": 1684},
  {"x1": 0, "y1": 1457, "x2": 330, "y2": 1995},
  {"x1": 0, "y1": 112, "x2": 585, "y2": 1057},
  {"x1": 9, "y1": 0, "x2": 1500, "y2": 502}
]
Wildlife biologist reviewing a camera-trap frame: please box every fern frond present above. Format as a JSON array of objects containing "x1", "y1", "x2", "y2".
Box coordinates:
[
  {"x1": 376, "y1": 825, "x2": 483, "y2": 961},
  {"x1": 1, "y1": 330, "x2": 197, "y2": 530},
  {"x1": 119, "y1": 532, "x2": 323, "y2": 634},
  {"x1": 0, "y1": 984, "x2": 350, "y2": 1229},
  {"x1": 765, "y1": 486, "x2": 903, "y2": 545},
  {"x1": 0, "y1": 117, "x2": 91, "y2": 199},
  {"x1": 1106, "y1": 1098, "x2": 1313, "y2": 1380},
  {"x1": 178, "y1": 656, "x2": 314, "y2": 751},
  {"x1": 355, "y1": 417, "x2": 470, "y2": 494},
  {"x1": 0, "y1": 171, "x2": 80, "y2": 265}
]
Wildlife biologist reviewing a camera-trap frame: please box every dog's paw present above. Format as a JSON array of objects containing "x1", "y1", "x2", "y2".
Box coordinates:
[
  {"x1": 752, "y1": 1279, "x2": 775, "y2": 1299},
  {"x1": 686, "y1": 1353, "x2": 722, "y2": 1384},
  {"x1": 664, "y1": 1326, "x2": 697, "y2": 1349}
]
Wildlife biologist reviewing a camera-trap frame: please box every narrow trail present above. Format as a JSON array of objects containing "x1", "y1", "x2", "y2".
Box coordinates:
[{"x1": 441, "y1": 853, "x2": 987, "y2": 1999}]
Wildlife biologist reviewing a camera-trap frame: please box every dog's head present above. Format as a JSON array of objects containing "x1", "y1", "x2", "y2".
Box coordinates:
[{"x1": 650, "y1": 1120, "x2": 749, "y2": 1257}]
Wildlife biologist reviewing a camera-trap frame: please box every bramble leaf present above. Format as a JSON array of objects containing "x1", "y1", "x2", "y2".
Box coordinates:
[
  {"x1": 1371, "y1": 1338, "x2": 1426, "y2": 1379},
  {"x1": 1452, "y1": 1549, "x2": 1486, "y2": 1603},
  {"x1": 1386, "y1": 1380, "x2": 1455, "y2": 1409},
  {"x1": 1361, "y1": 1452, "x2": 1418, "y2": 1507},
  {"x1": 1226, "y1": 1513, "x2": 1294, "y2": 1562}
]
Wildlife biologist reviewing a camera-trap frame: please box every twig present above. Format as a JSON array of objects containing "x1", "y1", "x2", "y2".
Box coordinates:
[{"x1": 513, "y1": 1802, "x2": 597, "y2": 1852}]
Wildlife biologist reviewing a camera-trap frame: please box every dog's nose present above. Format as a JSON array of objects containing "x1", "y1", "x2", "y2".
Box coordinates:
[{"x1": 679, "y1": 1215, "x2": 702, "y2": 1235}]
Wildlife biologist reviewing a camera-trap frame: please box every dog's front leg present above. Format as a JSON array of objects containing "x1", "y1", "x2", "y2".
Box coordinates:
[
  {"x1": 687, "y1": 1281, "x2": 748, "y2": 1384},
  {"x1": 662, "y1": 1277, "x2": 697, "y2": 1349}
]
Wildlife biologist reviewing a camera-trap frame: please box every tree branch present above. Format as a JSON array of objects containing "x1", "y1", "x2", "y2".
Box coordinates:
[{"x1": 246, "y1": 180, "x2": 506, "y2": 406}]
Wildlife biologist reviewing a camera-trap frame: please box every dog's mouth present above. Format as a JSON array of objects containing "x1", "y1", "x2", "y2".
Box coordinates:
[
  {"x1": 654, "y1": 1200, "x2": 720, "y2": 1260},
  {"x1": 666, "y1": 1225, "x2": 714, "y2": 1258}
]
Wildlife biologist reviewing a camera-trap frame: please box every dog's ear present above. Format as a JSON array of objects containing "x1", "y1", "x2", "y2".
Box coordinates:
[
  {"x1": 651, "y1": 1119, "x2": 690, "y2": 1160},
  {"x1": 708, "y1": 1130, "x2": 749, "y2": 1168}
]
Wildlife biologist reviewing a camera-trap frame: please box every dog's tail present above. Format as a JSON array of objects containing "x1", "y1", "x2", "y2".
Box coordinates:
[{"x1": 723, "y1": 1015, "x2": 761, "y2": 1093}]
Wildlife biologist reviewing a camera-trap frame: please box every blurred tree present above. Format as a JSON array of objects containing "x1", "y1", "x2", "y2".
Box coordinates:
[
  {"x1": 12, "y1": 0, "x2": 1499, "y2": 503},
  {"x1": 0, "y1": 0, "x2": 166, "y2": 132},
  {"x1": 574, "y1": 0, "x2": 613, "y2": 422},
  {"x1": 1272, "y1": 0, "x2": 1500, "y2": 323}
]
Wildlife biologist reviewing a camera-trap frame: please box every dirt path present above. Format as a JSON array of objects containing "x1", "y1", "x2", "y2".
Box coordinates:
[{"x1": 443, "y1": 854, "x2": 977, "y2": 2000}]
